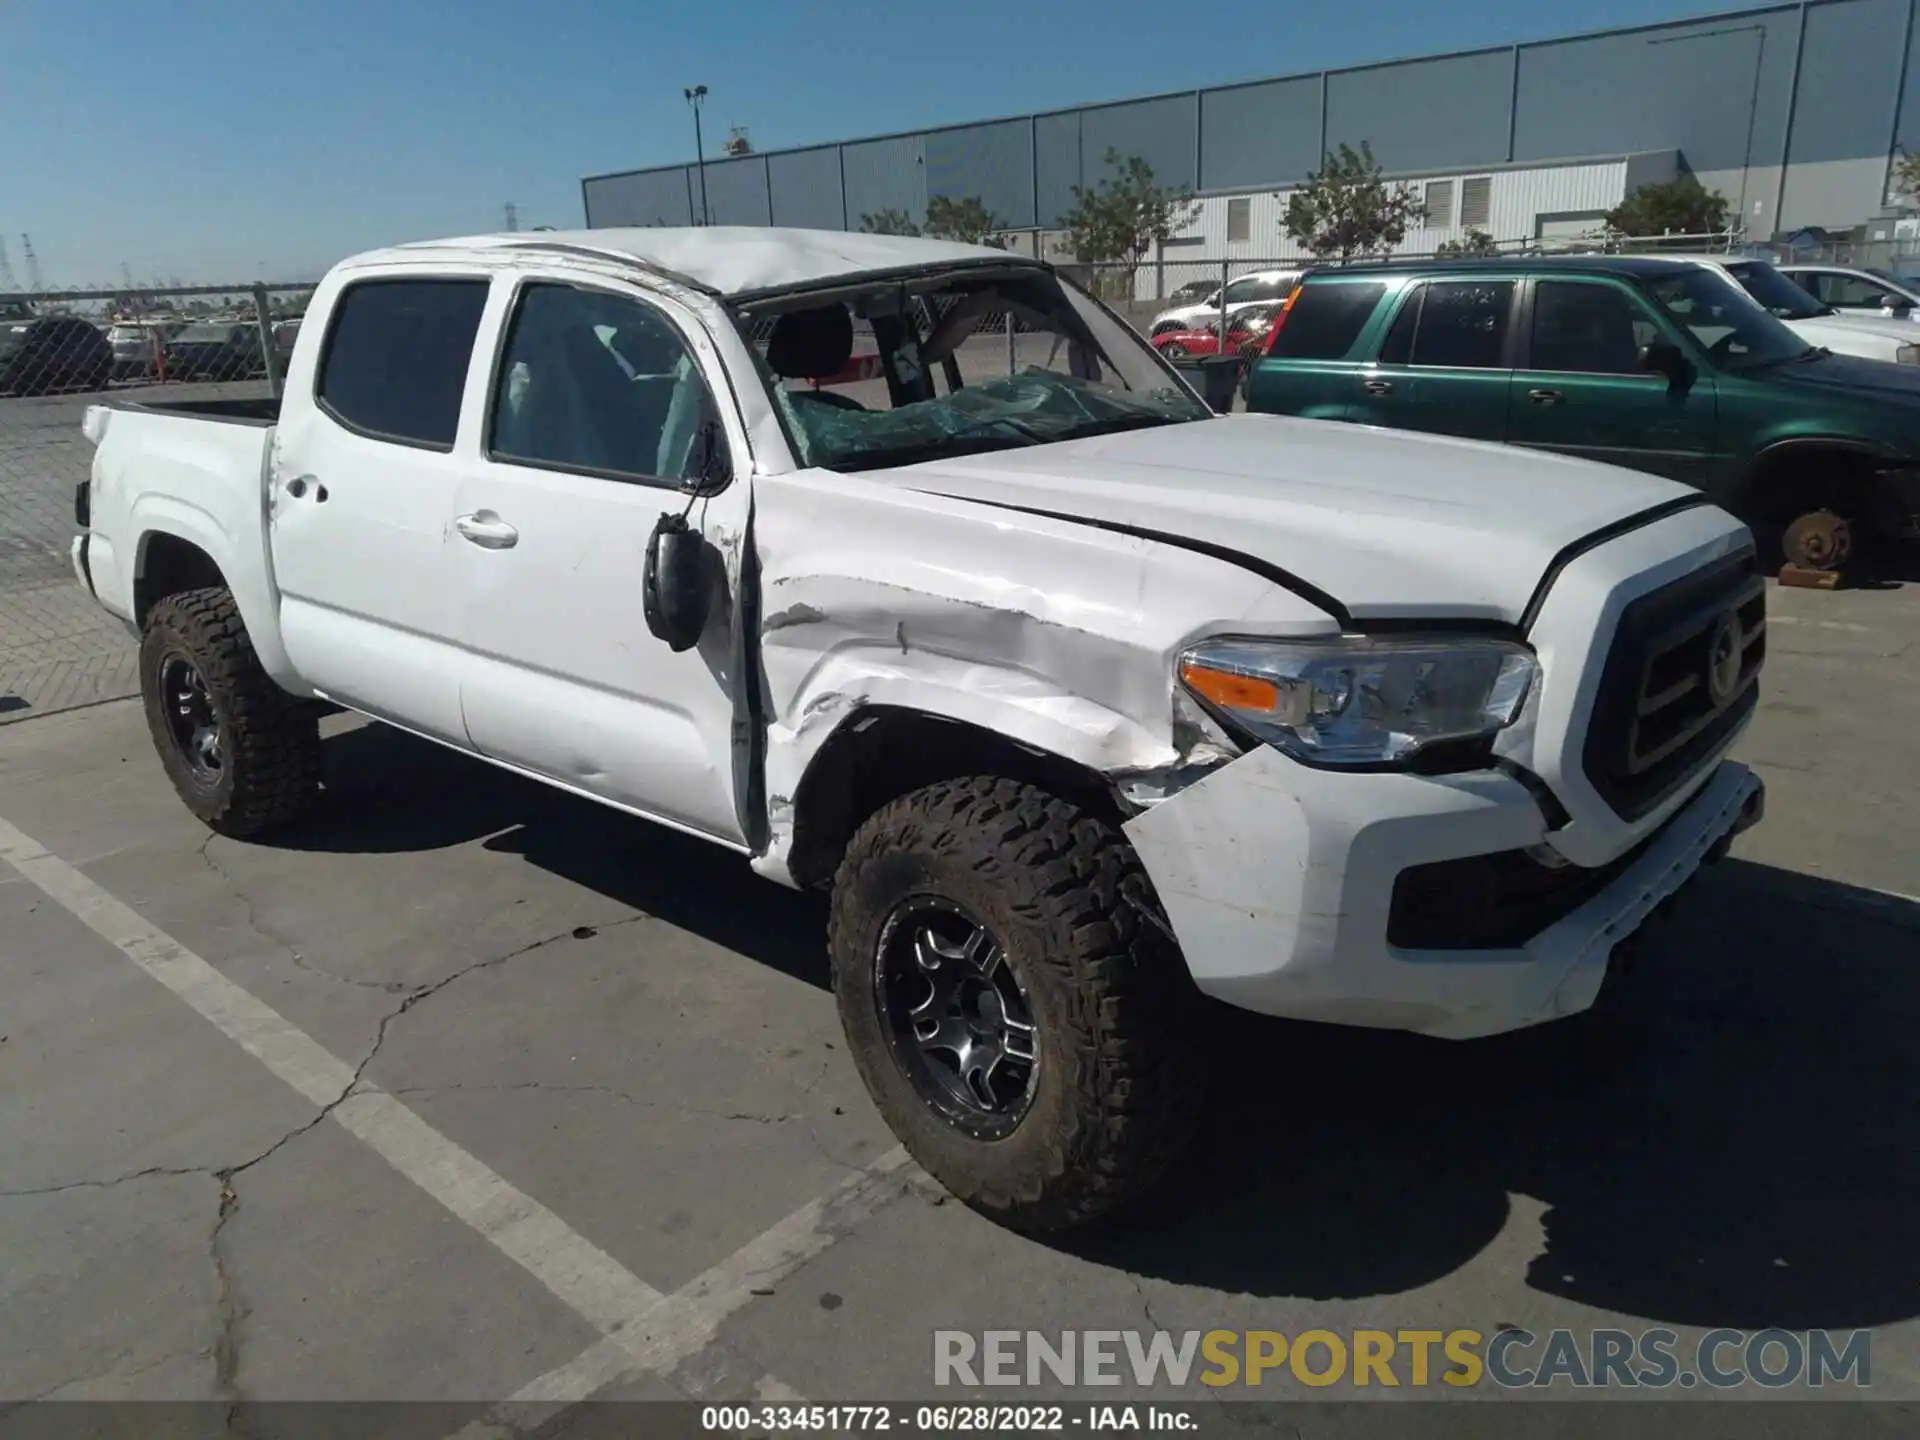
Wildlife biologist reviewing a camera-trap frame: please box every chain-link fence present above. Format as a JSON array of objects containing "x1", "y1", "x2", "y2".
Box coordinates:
[
  {"x1": 1, "y1": 282, "x2": 317, "y2": 401},
  {"x1": 0, "y1": 282, "x2": 314, "y2": 722}
]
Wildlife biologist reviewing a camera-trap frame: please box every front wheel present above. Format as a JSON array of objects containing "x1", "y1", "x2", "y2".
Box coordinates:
[
  {"x1": 828, "y1": 777, "x2": 1207, "y2": 1232},
  {"x1": 140, "y1": 586, "x2": 321, "y2": 837}
]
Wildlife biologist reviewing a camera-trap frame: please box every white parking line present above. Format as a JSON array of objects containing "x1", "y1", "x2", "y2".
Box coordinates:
[
  {"x1": 0, "y1": 811, "x2": 914, "y2": 1411},
  {"x1": 450, "y1": 1151, "x2": 911, "y2": 1437}
]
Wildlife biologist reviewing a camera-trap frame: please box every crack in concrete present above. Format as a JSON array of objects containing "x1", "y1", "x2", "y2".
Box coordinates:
[
  {"x1": 1128, "y1": 1272, "x2": 1168, "y2": 1333},
  {"x1": 0, "y1": 1163, "x2": 216, "y2": 1198},
  {"x1": 386, "y1": 1079, "x2": 801, "y2": 1128},
  {"x1": 5, "y1": 911, "x2": 656, "y2": 1420},
  {"x1": 8, "y1": 1342, "x2": 200, "y2": 1407},
  {"x1": 196, "y1": 833, "x2": 406, "y2": 994}
]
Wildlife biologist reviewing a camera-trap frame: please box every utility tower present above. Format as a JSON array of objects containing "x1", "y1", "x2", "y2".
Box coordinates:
[
  {"x1": 21, "y1": 234, "x2": 43, "y2": 292},
  {"x1": 504, "y1": 202, "x2": 520, "y2": 233}
]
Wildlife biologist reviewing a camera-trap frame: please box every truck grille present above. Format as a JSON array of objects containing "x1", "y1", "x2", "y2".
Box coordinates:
[{"x1": 1582, "y1": 551, "x2": 1764, "y2": 822}]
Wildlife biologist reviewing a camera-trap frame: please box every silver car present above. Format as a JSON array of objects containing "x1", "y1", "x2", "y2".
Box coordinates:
[
  {"x1": 107, "y1": 321, "x2": 178, "y2": 380},
  {"x1": 1778, "y1": 263, "x2": 1920, "y2": 321}
]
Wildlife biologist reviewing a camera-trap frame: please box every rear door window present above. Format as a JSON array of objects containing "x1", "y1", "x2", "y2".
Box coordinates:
[
  {"x1": 1267, "y1": 283, "x2": 1386, "y2": 360},
  {"x1": 316, "y1": 278, "x2": 490, "y2": 449},
  {"x1": 1405, "y1": 281, "x2": 1514, "y2": 368}
]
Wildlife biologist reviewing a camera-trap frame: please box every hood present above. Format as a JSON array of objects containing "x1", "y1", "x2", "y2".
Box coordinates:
[
  {"x1": 1783, "y1": 312, "x2": 1920, "y2": 353},
  {"x1": 871, "y1": 414, "x2": 1697, "y2": 624},
  {"x1": 1765, "y1": 349, "x2": 1920, "y2": 402}
]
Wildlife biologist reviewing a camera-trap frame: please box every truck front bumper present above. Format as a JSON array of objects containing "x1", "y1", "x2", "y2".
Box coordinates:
[{"x1": 1124, "y1": 750, "x2": 1763, "y2": 1040}]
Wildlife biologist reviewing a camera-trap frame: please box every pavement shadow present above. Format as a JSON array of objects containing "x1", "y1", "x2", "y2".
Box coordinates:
[
  {"x1": 1062, "y1": 859, "x2": 1920, "y2": 1332},
  {"x1": 270, "y1": 718, "x2": 832, "y2": 991}
]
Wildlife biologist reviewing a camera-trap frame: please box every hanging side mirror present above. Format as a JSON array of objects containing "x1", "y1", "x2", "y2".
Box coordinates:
[{"x1": 643, "y1": 513, "x2": 712, "y2": 653}]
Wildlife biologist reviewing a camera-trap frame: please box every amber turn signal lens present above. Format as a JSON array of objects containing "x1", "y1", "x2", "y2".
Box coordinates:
[{"x1": 1179, "y1": 659, "x2": 1279, "y2": 713}]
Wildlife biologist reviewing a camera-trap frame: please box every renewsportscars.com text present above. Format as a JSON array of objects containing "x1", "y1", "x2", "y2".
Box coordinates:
[{"x1": 933, "y1": 1328, "x2": 1872, "y2": 1390}]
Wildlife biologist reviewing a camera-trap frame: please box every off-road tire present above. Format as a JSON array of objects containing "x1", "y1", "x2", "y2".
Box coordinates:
[
  {"x1": 828, "y1": 776, "x2": 1207, "y2": 1233},
  {"x1": 140, "y1": 586, "x2": 320, "y2": 837}
]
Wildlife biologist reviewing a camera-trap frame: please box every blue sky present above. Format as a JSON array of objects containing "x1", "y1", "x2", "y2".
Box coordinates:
[{"x1": 6, "y1": 0, "x2": 1734, "y2": 288}]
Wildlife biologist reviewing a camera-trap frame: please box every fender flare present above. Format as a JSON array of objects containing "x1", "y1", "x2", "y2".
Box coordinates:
[
  {"x1": 129, "y1": 495, "x2": 299, "y2": 686},
  {"x1": 1728, "y1": 435, "x2": 1904, "y2": 506},
  {"x1": 754, "y1": 653, "x2": 1181, "y2": 888}
]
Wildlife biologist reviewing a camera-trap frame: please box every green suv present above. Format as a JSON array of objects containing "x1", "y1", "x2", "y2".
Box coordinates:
[{"x1": 1243, "y1": 256, "x2": 1920, "y2": 568}]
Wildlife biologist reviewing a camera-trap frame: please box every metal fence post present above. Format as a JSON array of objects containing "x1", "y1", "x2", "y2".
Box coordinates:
[
  {"x1": 1006, "y1": 309, "x2": 1015, "y2": 375},
  {"x1": 253, "y1": 285, "x2": 280, "y2": 397},
  {"x1": 1218, "y1": 257, "x2": 1229, "y2": 340}
]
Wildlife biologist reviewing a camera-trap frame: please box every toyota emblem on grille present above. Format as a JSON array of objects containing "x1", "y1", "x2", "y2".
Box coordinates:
[{"x1": 1705, "y1": 611, "x2": 1744, "y2": 706}]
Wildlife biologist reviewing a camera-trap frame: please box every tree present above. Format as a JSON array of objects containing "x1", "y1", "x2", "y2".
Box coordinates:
[
  {"x1": 1891, "y1": 149, "x2": 1920, "y2": 209},
  {"x1": 924, "y1": 194, "x2": 1008, "y2": 247},
  {"x1": 858, "y1": 208, "x2": 922, "y2": 237},
  {"x1": 1605, "y1": 173, "x2": 1730, "y2": 238},
  {"x1": 1436, "y1": 229, "x2": 1499, "y2": 258},
  {"x1": 1284, "y1": 142, "x2": 1427, "y2": 263},
  {"x1": 1060, "y1": 149, "x2": 1199, "y2": 288}
]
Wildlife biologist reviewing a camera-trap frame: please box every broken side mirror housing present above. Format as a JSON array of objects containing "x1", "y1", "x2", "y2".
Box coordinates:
[
  {"x1": 643, "y1": 513, "x2": 711, "y2": 653},
  {"x1": 689, "y1": 419, "x2": 732, "y2": 492}
]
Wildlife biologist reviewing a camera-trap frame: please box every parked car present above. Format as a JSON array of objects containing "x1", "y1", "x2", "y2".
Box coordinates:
[
  {"x1": 271, "y1": 318, "x2": 301, "y2": 370},
  {"x1": 162, "y1": 322, "x2": 267, "y2": 381},
  {"x1": 0, "y1": 315, "x2": 114, "y2": 394},
  {"x1": 1778, "y1": 263, "x2": 1920, "y2": 320},
  {"x1": 76, "y1": 227, "x2": 1766, "y2": 1231},
  {"x1": 1243, "y1": 255, "x2": 1920, "y2": 570},
  {"x1": 108, "y1": 321, "x2": 180, "y2": 380},
  {"x1": 1648, "y1": 255, "x2": 1920, "y2": 365},
  {"x1": 1151, "y1": 303, "x2": 1283, "y2": 360},
  {"x1": 1166, "y1": 278, "x2": 1219, "y2": 305},
  {"x1": 1149, "y1": 268, "x2": 1302, "y2": 337}
]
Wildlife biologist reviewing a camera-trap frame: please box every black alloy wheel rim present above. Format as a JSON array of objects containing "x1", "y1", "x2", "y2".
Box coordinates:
[
  {"x1": 160, "y1": 655, "x2": 223, "y2": 785},
  {"x1": 874, "y1": 897, "x2": 1039, "y2": 1138}
]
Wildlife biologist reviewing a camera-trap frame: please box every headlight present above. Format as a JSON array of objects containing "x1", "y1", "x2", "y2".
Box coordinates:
[
  {"x1": 1177, "y1": 635, "x2": 1537, "y2": 767},
  {"x1": 1898, "y1": 344, "x2": 1920, "y2": 364}
]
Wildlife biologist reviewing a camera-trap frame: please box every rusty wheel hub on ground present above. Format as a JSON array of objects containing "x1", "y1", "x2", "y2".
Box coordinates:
[{"x1": 1783, "y1": 510, "x2": 1852, "y2": 573}]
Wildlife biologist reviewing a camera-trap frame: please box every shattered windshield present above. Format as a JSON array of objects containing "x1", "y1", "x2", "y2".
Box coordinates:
[{"x1": 735, "y1": 266, "x2": 1211, "y2": 473}]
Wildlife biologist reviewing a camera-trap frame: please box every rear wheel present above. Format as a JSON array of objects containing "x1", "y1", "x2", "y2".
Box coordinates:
[
  {"x1": 829, "y1": 777, "x2": 1207, "y2": 1233},
  {"x1": 140, "y1": 587, "x2": 320, "y2": 837},
  {"x1": 1162, "y1": 341, "x2": 1188, "y2": 359}
]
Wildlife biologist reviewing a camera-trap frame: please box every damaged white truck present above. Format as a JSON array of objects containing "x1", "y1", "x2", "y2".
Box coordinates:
[{"x1": 73, "y1": 227, "x2": 1766, "y2": 1231}]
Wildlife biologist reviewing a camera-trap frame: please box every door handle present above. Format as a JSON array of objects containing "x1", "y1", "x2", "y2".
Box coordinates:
[
  {"x1": 1527, "y1": 388, "x2": 1564, "y2": 406},
  {"x1": 454, "y1": 512, "x2": 519, "y2": 549},
  {"x1": 1362, "y1": 378, "x2": 1394, "y2": 395}
]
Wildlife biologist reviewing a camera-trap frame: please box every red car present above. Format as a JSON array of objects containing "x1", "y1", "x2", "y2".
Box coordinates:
[{"x1": 1151, "y1": 302, "x2": 1284, "y2": 360}]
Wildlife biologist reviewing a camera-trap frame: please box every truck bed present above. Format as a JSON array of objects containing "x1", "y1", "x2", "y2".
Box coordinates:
[{"x1": 113, "y1": 393, "x2": 282, "y2": 425}]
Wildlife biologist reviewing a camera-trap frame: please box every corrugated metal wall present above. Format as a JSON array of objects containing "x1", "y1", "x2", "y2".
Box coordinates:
[
  {"x1": 925, "y1": 120, "x2": 1036, "y2": 228},
  {"x1": 842, "y1": 134, "x2": 927, "y2": 229},
  {"x1": 767, "y1": 147, "x2": 845, "y2": 230},
  {"x1": 583, "y1": 0, "x2": 1920, "y2": 240}
]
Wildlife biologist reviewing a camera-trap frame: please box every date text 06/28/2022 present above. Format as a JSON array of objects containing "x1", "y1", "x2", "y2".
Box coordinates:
[{"x1": 701, "y1": 1404, "x2": 1196, "y2": 1432}]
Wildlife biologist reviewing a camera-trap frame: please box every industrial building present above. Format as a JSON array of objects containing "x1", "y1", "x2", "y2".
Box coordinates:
[{"x1": 581, "y1": 0, "x2": 1920, "y2": 262}]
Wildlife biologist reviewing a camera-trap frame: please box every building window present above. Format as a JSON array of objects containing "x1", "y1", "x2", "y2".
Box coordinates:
[
  {"x1": 1424, "y1": 180, "x2": 1454, "y2": 230},
  {"x1": 1227, "y1": 197, "x2": 1251, "y2": 243},
  {"x1": 1460, "y1": 177, "x2": 1493, "y2": 230}
]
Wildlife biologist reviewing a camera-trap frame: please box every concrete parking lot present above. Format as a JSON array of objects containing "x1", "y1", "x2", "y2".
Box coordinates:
[{"x1": 2, "y1": 567, "x2": 1918, "y2": 1435}]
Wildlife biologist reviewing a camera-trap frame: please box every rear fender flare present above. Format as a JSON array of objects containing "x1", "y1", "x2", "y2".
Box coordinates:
[{"x1": 130, "y1": 496, "x2": 299, "y2": 686}]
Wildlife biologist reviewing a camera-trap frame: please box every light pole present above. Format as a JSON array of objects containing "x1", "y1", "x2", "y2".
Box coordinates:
[{"x1": 685, "y1": 85, "x2": 711, "y2": 226}]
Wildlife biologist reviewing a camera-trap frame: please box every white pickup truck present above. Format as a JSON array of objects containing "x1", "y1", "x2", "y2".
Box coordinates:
[{"x1": 73, "y1": 226, "x2": 1766, "y2": 1232}]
